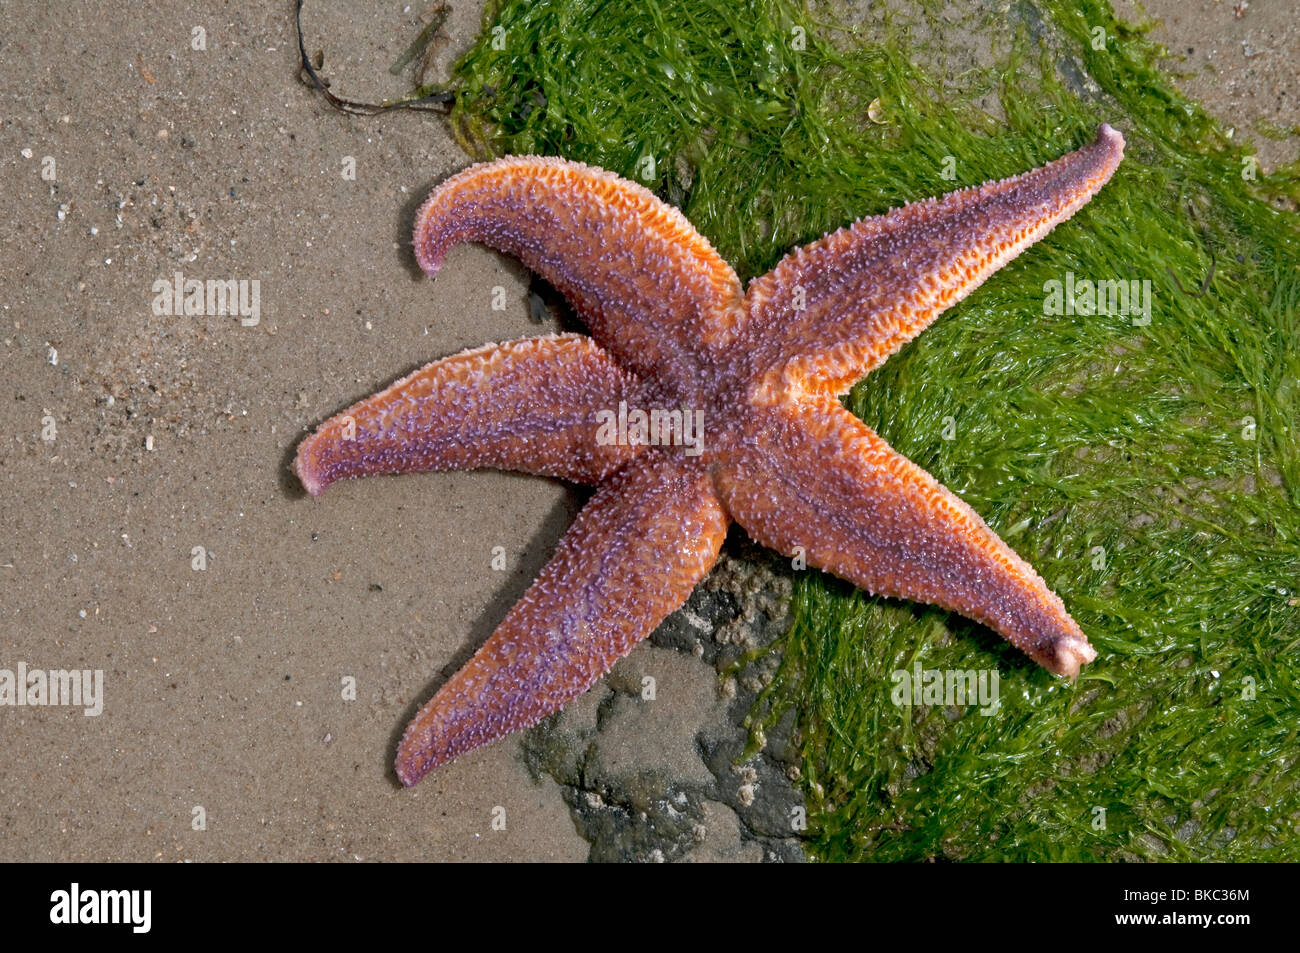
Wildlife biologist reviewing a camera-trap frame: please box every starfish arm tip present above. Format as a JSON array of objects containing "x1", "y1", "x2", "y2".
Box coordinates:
[
  {"x1": 395, "y1": 716, "x2": 443, "y2": 786},
  {"x1": 300, "y1": 475, "x2": 325, "y2": 497},
  {"x1": 293, "y1": 442, "x2": 327, "y2": 497},
  {"x1": 394, "y1": 756, "x2": 423, "y2": 788},
  {"x1": 1095, "y1": 122, "x2": 1125, "y2": 165},
  {"x1": 1051, "y1": 633, "x2": 1099, "y2": 681},
  {"x1": 412, "y1": 192, "x2": 449, "y2": 278},
  {"x1": 412, "y1": 240, "x2": 444, "y2": 280}
]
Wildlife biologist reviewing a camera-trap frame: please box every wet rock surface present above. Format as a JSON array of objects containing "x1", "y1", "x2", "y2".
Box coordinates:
[{"x1": 522, "y1": 533, "x2": 807, "y2": 862}]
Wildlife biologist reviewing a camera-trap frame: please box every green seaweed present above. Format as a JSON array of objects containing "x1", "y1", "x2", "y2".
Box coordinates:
[{"x1": 444, "y1": 0, "x2": 1299, "y2": 860}]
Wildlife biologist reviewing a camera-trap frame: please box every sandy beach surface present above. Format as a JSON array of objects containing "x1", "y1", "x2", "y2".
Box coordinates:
[{"x1": 1, "y1": 1, "x2": 1294, "y2": 862}]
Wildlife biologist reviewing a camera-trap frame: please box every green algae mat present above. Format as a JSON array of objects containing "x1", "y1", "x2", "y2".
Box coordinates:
[{"x1": 433, "y1": 0, "x2": 1298, "y2": 860}]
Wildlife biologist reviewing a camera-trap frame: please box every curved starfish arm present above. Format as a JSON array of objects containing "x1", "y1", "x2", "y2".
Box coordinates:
[
  {"x1": 295, "y1": 333, "x2": 643, "y2": 495},
  {"x1": 714, "y1": 397, "x2": 1096, "y2": 678},
  {"x1": 744, "y1": 124, "x2": 1125, "y2": 396},
  {"x1": 413, "y1": 156, "x2": 747, "y2": 385},
  {"x1": 395, "y1": 452, "x2": 730, "y2": 784}
]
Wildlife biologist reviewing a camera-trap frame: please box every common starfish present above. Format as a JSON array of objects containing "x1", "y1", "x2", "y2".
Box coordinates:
[{"x1": 296, "y1": 124, "x2": 1123, "y2": 786}]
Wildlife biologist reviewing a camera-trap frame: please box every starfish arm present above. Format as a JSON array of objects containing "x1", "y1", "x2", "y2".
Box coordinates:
[
  {"x1": 413, "y1": 155, "x2": 747, "y2": 384},
  {"x1": 715, "y1": 398, "x2": 1096, "y2": 677},
  {"x1": 395, "y1": 453, "x2": 729, "y2": 784},
  {"x1": 744, "y1": 124, "x2": 1125, "y2": 396},
  {"x1": 294, "y1": 333, "x2": 642, "y2": 495}
]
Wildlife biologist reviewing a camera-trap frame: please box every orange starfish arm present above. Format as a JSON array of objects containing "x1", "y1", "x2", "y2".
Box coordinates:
[
  {"x1": 743, "y1": 124, "x2": 1125, "y2": 396},
  {"x1": 395, "y1": 453, "x2": 729, "y2": 785},
  {"x1": 294, "y1": 333, "x2": 642, "y2": 495},
  {"x1": 713, "y1": 396, "x2": 1096, "y2": 678},
  {"x1": 413, "y1": 155, "x2": 746, "y2": 385}
]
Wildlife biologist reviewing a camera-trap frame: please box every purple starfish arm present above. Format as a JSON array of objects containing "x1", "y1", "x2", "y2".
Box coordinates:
[
  {"x1": 412, "y1": 156, "x2": 748, "y2": 389},
  {"x1": 743, "y1": 124, "x2": 1125, "y2": 397},
  {"x1": 295, "y1": 333, "x2": 644, "y2": 494},
  {"x1": 395, "y1": 452, "x2": 729, "y2": 785},
  {"x1": 715, "y1": 396, "x2": 1096, "y2": 678}
]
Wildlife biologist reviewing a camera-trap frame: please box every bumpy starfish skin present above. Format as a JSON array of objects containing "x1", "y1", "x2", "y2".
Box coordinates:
[
  {"x1": 295, "y1": 125, "x2": 1123, "y2": 785},
  {"x1": 295, "y1": 334, "x2": 642, "y2": 492},
  {"x1": 411, "y1": 155, "x2": 748, "y2": 390},
  {"x1": 394, "y1": 453, "x2": 728, "y2": 784}
]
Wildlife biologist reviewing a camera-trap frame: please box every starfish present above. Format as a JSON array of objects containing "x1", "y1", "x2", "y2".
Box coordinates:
[{"x1": 295, "y1": 124, "x2": 1123, "y2": 786}]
